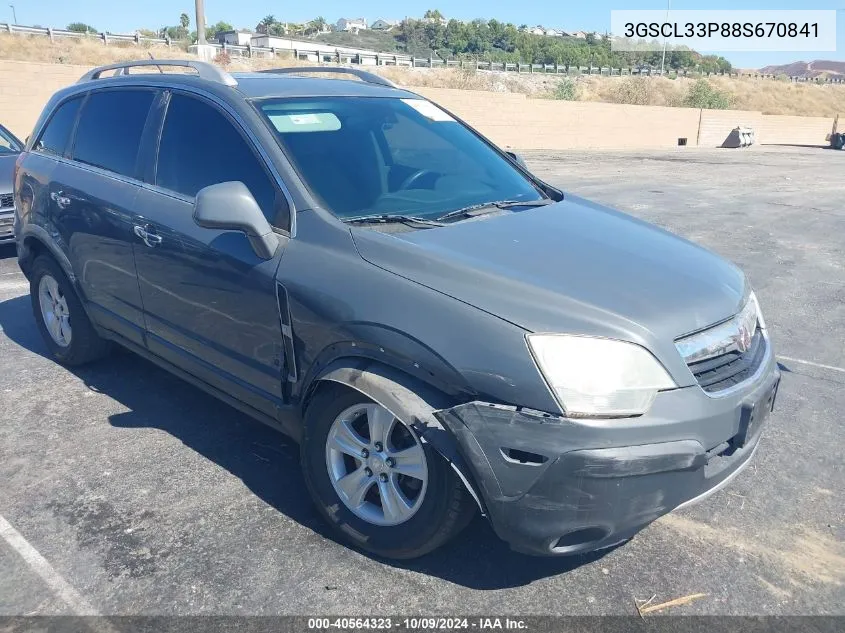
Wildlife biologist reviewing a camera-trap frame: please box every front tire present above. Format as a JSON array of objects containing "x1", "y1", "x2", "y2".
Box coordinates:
[
  {"x1": 301, "y1": 384, "x2": 474, "y2": 559},
  {"x1": 30, "y1": 255, "x2": 111, "y2": 366}
]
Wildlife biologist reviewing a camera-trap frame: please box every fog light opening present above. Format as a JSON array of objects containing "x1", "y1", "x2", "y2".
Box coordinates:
[
  {"x1": 553, "y1": 527, "x2": 610, "y2": 552},
  {"x1": 500, "y1": 447, "x2": 549, "y2": 465}
]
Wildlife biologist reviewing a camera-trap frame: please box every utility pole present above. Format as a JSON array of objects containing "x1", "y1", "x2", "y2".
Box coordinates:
[
  {"x1": 9, "y1": 4, "x2": 17, "y2": 24},
  {"x1": 195, "y1": 0, "x2": 206, "y2": 45},
  {"x1": 660, "y1": 0, "x2": 671, "y2": 75}
]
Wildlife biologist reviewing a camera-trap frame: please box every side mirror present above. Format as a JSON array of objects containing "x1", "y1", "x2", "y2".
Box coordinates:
[
  {"x1": 193, "y1": 181, "x2": 279, "y2": 260},
  {"x1": 506, "y1": 150, "x2": 527, "y2": 170}
]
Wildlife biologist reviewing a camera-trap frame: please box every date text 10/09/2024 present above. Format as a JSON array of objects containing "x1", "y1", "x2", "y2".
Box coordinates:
[{"x1": 308, "y1": 618, "x2": 528, "y2": 630}]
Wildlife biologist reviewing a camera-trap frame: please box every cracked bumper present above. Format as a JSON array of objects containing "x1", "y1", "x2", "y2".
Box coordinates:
[{"x1": 434, "y1": 355, "x2": 780, "y2": 556}]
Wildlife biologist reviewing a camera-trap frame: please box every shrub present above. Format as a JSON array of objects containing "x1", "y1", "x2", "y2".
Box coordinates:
[
  {"x1": 553, "y1": 77, "x2": 578, "y2": 100},
  {"x1": 213, "y1": 50, "x2": 232, "y2": 67},
  {"x1": 682, "y1": 78, "x2": 731, "y2": 109},
  {"x1": 610, "y1": 77, "x2": 653, "y2": 105}
]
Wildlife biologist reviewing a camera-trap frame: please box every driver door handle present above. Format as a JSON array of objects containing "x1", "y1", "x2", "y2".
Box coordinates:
[{"x1": 133, "y1": 224, "x2": 162, "y2": 248}]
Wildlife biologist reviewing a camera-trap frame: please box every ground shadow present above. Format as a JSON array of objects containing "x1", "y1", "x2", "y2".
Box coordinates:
[
  {"x1": 0, "y1": 243, "x2": 16, "y2": 259},
  {"x1": 0, "y1": 294, "x2": 613, "y2": 589}
]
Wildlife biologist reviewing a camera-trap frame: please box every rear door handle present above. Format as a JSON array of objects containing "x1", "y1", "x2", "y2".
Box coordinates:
[{"x1": 133, "y1": 224, "x2": 162, "y2": 248}]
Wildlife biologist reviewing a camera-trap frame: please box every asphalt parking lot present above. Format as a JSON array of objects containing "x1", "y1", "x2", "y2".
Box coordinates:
[{"x1": 1, "y1": 145, "x2": 843, "y2": 616}]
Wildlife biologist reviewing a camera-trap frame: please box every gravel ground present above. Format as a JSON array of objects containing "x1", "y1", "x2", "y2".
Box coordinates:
[{"x1": 0, "y1": 145, "x2": 842, "y2": 617}]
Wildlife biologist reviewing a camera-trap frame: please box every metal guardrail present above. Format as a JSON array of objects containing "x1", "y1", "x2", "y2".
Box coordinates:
[
  {"x1": 2, "y1": 22, "x2": 844, "y2": 84},
  {"x1": 1, "y1": 22, "x2": 169, "y2": 46}
]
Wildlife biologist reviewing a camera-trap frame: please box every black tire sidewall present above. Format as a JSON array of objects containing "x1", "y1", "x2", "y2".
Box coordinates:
[
  {"x1": 29, "y1": 256, "x2": 101, "y2": 364},
  {"x1": 301, "y1": 387, "x2": 461, "y2": 559}
]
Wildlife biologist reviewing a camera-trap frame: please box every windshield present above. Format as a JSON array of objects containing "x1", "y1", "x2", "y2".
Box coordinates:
[
  {"x1": 0, "y1": 125, "x2": 22, "y2": 155},
  {"x1": 257, "y1": 96, "x2": 543, "y2": 220}
]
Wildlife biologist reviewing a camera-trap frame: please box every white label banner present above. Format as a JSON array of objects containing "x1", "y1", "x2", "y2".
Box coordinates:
[{"x1": 610, "y1": 10, "x2": 836, "y2": 52}]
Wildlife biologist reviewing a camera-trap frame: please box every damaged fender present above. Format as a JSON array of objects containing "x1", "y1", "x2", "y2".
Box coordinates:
[{"x1": 313, "y1": 359, "x2": 487, "y2": 514}]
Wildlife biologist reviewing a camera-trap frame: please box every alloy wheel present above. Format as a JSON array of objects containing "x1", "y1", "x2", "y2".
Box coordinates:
[
  {"x1": 38, "y1": 274, "x2": 72, "y2": 347},
  {"x1": 325, "y1": 402, "x2": 428, "y2": 526}
]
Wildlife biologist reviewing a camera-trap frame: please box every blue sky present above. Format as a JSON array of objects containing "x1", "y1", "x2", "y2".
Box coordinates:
[{"x1": 7, "y1": 1, "x2": 844, "y2": 68}]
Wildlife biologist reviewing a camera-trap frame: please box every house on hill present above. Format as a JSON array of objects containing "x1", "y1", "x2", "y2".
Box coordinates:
[
  {"x1": 521, "y1": 25, "x2": 546, "y2": 35},
  {"x1": 371, "y1": 18, "x2": 399, "y2": 31},
  {"x1": 216, "y1": 30, "x2": 255, "y2": 46},
  {"x1": 335, "y1": 17, "x2": 368, "y2": 33}
]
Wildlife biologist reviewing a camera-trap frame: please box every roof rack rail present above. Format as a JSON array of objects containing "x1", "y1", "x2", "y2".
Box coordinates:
[
  {"x1": 257, "y1": 66, "x2": 397, "y2": 89},
  {"x1": 78, "y1": 60, "x2": 238, "y2": 87}
]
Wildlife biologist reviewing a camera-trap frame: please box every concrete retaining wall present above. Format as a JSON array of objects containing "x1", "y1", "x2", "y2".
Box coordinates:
[
  {"x1": 0, "y1": 59, "x2": 836, "y2": 149},
  {"x1": 756, "y1": 114, "x2": 836, "y2": 146},
  {"x1": 697, "y1": 109, "x2": 764, "y2": 147},
  {"x1": 413, "y1": 87, "x2": 703, "y2": 150},
  {"x1": 0, "y1": 60, "x2": 89, "y2": 140}
]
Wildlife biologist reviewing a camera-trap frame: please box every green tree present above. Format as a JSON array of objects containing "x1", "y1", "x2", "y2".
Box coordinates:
[
  {"x1": 179, "y1": 13, "x2": 190, "y2": 29},
  {"x1": 396, "y1": 16, "x2": 731, "y2": 70},
  {"x1": 257, "y1": 14, "x2": 276, "y2": 33},
  {"x1": 66, "y1": 22, "x2": 98, "y2": 34},
  {"x1": 682, "y1": 79, "x2": 731, "y2": 109},
  {"x1": 205, "y1": 21, "x2": 233, "y2": 40}
]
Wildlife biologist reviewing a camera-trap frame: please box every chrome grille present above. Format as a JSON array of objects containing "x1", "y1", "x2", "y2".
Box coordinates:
[
  {"x1": 687, "y1": 328, "x2": 766, "y2": 393},
  {"x1": 0, "y1": 193, "x2": 12, "y2": 209}
]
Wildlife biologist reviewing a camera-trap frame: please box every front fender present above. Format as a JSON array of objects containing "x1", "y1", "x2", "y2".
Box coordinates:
[{"x1": 310, "y1": 359, "x2": 486, "y2": 514}]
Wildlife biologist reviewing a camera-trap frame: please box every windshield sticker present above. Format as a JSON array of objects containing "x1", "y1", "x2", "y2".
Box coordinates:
[
  {"x1": 401, "y1": 99, "x2": 455, "y2": 122},
  {"x1": 267, "y1": 112, "x2": 342, "y2": 133}
]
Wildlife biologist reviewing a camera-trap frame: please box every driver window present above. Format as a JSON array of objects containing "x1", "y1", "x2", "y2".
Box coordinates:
[{"x1": 156, "y1": 93, "x2": 290, "y2": 232}]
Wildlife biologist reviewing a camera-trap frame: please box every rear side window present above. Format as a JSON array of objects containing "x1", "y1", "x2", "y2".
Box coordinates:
[
  {"x1": 72, "y1": 90, "x2": 154, "y2": 178},
  {"x1": 36, "y1": 97, "x2": 82, "y2": 156},
  {"x1": 156, "y1": 93, "x2": 283, "y2": 227}
]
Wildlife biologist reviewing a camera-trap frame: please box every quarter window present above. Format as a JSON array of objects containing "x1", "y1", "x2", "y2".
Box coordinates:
[
  {"x1": 156, "y1": 93, "x2": 284, "y2": 228},
  {"x1": 72, "y1": 90, "x2": 154, "y2": 178},
  {"x1": 36, "y1": 97, "x2": 82, "y2": 157}
]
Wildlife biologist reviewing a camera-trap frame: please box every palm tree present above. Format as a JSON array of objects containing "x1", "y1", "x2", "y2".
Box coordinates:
[
  {"x1": 257, "y1": 14, "x2": 276, "y2": 34},
  {"x1": 307, "y1": 16, "x2": 327, "y2": 36}
]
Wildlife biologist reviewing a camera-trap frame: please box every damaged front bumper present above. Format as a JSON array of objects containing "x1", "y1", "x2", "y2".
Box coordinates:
[{"x1": 434, "y1": 355, "x2": 780, "y2": 556}]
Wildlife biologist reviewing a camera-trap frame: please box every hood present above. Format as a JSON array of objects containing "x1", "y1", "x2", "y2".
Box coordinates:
[
  {"x1": 351, "y1": 195, "x2": 746, "y2": 379},
  {"x1": 0, "y1": 153, "x2": 18, "y2": 195}
]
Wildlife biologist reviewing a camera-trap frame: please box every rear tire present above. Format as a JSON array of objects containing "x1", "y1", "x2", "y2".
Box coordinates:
[
  {"x1": 30, "y1": 255, "x2": 111, "y2": 366},
  {"x1": 301, "y1": 384, "x2": 475, "y2": 559}
]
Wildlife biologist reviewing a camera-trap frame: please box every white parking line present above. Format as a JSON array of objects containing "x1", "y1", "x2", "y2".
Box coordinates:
[
  {"x1": 777, "y1": 355, "x2": 845, "y2": 374},
  {"x1": 0, "y1": 279, "x2": 29, "y2": 291},
  {"x1": 0, "y1": 514, "x2": 100, "y2": 616}
]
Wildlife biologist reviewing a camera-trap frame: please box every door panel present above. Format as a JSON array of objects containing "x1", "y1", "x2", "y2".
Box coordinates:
[
  {"x1": 52, "y1": 162, "x2": 145, "y2": 345},
  {"x1": 132, "y1": 187, "x2": 286, "y2": 416}
]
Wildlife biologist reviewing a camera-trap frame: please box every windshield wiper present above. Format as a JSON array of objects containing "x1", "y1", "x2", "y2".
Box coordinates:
[
  {"x1": 342, "y1": 214, "x2": 445, "y2": 228},
  {"x1": 436, "y1": 199, "x2": 554, "y2": 223}
]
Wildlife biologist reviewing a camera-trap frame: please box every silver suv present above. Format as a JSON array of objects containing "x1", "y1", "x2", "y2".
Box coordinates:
[{"x1": 0, "y1": 122, "x2": 23, "y2": 244}]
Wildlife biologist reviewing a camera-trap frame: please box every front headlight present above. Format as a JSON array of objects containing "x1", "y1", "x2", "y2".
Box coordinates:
[{"x1": 527, "y1": 334, "x2": 676, "y2": 418}]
